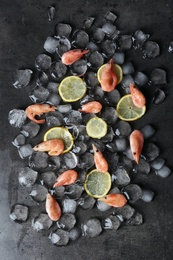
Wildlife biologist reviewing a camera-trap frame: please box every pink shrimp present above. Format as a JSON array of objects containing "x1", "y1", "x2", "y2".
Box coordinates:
[
  {"x1": 53, "y1": 170, "x2": 78, "y2": 188},
  {"x1": 61, "y1": 49, "x2": 89, "y2": 65},
  {"x1": 79, "y1": 101, "x2": 102, "y2": 114},
  {"x1": 99, "y1": 194, "x2": 127, "y2": 207},
  {"x1": 100, "y1": 58, "x2": 117, "y2": 92},
  {"x1": 92, "y1": 144, "x2": 108, "y2": 173},
  {"x1": 130, "y1": 130, "x2": 144, "y2": 164},
  {"x1": 25, "y1": 104, "x2": 56, "y2": 124},
  {"x1": 33, "y1": 139, "x2": 64, "y2": 156},
  {"x1": 45, "y1": 193, "x2": 61, "y2": 221},
  {"x1": 129, "y1": 84, "x2": 146, "y2": 108}
]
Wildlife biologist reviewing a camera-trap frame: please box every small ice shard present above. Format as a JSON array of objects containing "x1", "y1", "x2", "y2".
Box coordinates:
[
  {"x1": 142, "y1": 41, "x2": 160, "y2": 58},
  {"x1": 81, "y1": 218, "x2": 102, "y2": 238},
  {"x1": 8, "y1": 109, "x2": 27, "y2": 128},
  {"x1": 83, "y1": 17, "x2": 95, "y2": 29},
  {"x1": 48, "y1": 6, "x2": 55, "y2": 21},
  {"x1": 10, "y1": 204, "x2": 29, "y2": 222},
  {"x1": 168, "y1": 40, "x2": 173, "y2": 53},
  {"x1": 152, "y1": 89, "x2": 166, "y2": 105},
  {"x1": 18, "y1": 167, "x2": 38, "y2": 188},
  {"x1": 13, "y1": 69, "x2": 33, "y2": 89}
]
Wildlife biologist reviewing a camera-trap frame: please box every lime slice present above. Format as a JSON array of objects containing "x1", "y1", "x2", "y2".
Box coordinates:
[
  {"x1": 116, "y1": 94, "x2": 146, "y2": 121},
  {"x1": 84, "y1": 169, "x2": 112, "y2": 198},
  {"x1": 86, "y1": 116, "x2": 108, "y2": 138},
  {"x1": 43, "y1": 127, "x2": 73, "y2": 153},
  {"x1": 97, "y1": 63, "x2": 123, "y2": 85},
  {"x1": 59, "y1": 76, "x2": 87, "y2": 102}
]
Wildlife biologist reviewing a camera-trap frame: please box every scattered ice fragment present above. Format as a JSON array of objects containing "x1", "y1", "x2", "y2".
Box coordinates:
[
  {"x1": 29, "y1": 151, "x2": 48, "y2": 170},
  {"x1": 150, "y1": 157, "x2": 165, "y2": 170},
  {"x1": 115, "y1": 121, "x2": 132, "y2": 137},
  {"x1": 50, "y1": 61, "x2": 67, "y2": 80},
  {"x1": 49, "y1": 229, "x2": 69, "y2": 246},
  {"x1": 72, "y1": 29, "x2": 89, "y2": 48},
  {"x1": 122, "y1": 184, "x2": 142, "y2": 203},
  {"x1": 141, "y1": 189, "x2": 154, "y2": 202},
  {"x1": 132, "y1": 30, "x2": 150, "y2": 49},
  {"x1": 55, "y1": 23, "x2": 72, "y2": 38},
  {"x1": 48, "y1": 6, "x2": 55, "y2": 21},
  {"x1": 30, "y1": 184, "x2": 48, "y2": 203},
  {"x1": 150, "y1": 68, "x2": 167, "y2": 85},
  {"x1": 140, "y1": 124, "x2": 155, "y2": 139},
  {"x1": 32, "y1": 213, "x2": 53, "y2": 231},
  {"x1": 134, "y1": 71, "x2": 149, "y2": 86},
  {"x1": 69, "y1": 227, "x2": 81, "y2": 241},
  {"x1": 18, "y1": 167, "x2": 38, "y2": 187},
  {"x1": 168, "y1": 40, "x2": 173, "y2": 53},
  {"x1": 112, "y1": 166, "x2": 130, "y2": 186},
  {"x1": 133, "y1": 158, "x2": 151, "y2": 174},
  {"x1": 70, "y1": 59, "x2": 88, "y2": 76},
  {"x1": 96, "y1": 200, "x2": 111, "y2": 211},
  {"x1": 57, "y1": 213, "x2": 76, "y2": 231},
  {"x1": 102, "y1": 215, "x2": 120, "y2": 230},
  {"x1": 21, "y1": 121, "x2": 40, "y2": 138},
  {"x1": 10, "y1": 204, "x2": 28, "y2": 222},
  {"x1": 104, "y1": 11, "x2": 117, "y2": 23},
  {"x1": 65, "y1": 184, "x2": 83, "y2": 200},
  {"x1": 122, "y1": 62, "x2": 135, "y2": 75},
  {"x1": 152, "y1": 89, "x2": 166, "y2": 105},
  {"x1": 78, "y1": 194, "x2": 95, "y2": 210},
  {"x1": 92, "y1": 28, "x2": 105, "y2": 43},
  {"x1": 83, "y1": 17, "x2": 95, "y2": 29},
  {"x1": 142, "y1": 41, "x2": 160, "y2": 58},
  {"x1": 100, "y1": 39, "x2": 117, "y2": 57},
  {"x1": 143, "y1": 143, "x2": 160, "y2": 161},
  {"x1": 18, "y1": 144, "x2": 33, "y2": 159},
  {"x1": 62, "y1": 199, "x2": 77, "y2": 214},
  {"x1": 35, "y1": 54, "x2": 52, "y2": 71},
  {"x1": 12, "y1": 133, "x2": 26, "y2": 147},
  {"x1": 127, "y1": 212, "x2": 143, "y2": 225},
  {"x1": 81, "y1": 218, "x2": 102, "y2": 238},
  {"x1": 13, "y1": 69, "x2": 33, "y2": 89},
  {"x1": 40, "y1": 171, "x2": 57, "y2": 188},
  {"x1": 113, "y1": 204, "x2": 135, "y2": 220},
  {"x1": 57, "y1": 104, "x2": 72, "y2": 114},
  {"x1": 118, "y1": 35, "x2": 133, "y2": 50},
  {"x1": 112, "y1": 51, "x2": 125, "y2": 64},
  {"x1": 101, "y1": 107, "x2": 118, "y2": 125},
  {"x1": 44, "y1": 36, "x2": 59, "y2": 54},
  {"x1": 87, "y1": 51, "x2": 104, "y2": 69},
  {"x1": 45, "y1": 111, "x2": 64, "y2": 127},
  {"x1": 156, "y1": 165, "x2": 171, "y2": 178},
  {"x1": 8, "y1": 109, "x2": 27, "y2": 128},
  {"x1": 121, "y1": 75, "x2": 135, "y2": 92},
  {"x1": 29, "y1": 85, "x2": 50, "y2": 103}
]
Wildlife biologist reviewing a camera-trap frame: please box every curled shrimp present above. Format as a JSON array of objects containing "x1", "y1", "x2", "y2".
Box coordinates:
[
  {"x1": 130, "y1": 84, "x2": 146, "y2": 108},
  {"x1": 61, "y1": 49, "x2": 89, "y2": 65},
  {"x1": 33, "y1": 139, "x2": 64, "y2": 156},
  {"x1": 92, "y1": 144, "x2": 108, "y2": 173},
  {"x1": 25, "y1": 104, "x2": 56, "y2": 124},
  {"x1": 99, "y1": 193, "x2": 127, "y2": 207},
  {"x1": 45, "y1": 193, "x2": 61, "y2": 221},
  {"x1": 130, "y1": 130, "x2": 144, "y2": 164},
  {"x1": 53, "y1": 170, "x2": 78, "y2": 188},
  {"x1": 79, "y1": 101, "x2": 102, "y2": 114},
  {"x1": 100, "y1": 58, "x2": 117, "y2": 92}
]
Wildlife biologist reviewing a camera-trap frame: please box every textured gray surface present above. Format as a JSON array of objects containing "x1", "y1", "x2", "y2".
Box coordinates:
[{"x1": 0, "y1": 0, "x2": 173, "y2": 259}]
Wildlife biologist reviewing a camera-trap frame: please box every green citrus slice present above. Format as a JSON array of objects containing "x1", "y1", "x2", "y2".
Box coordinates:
[{"x1": 86, "y1": 116, "x2": 108, "y2": 138}]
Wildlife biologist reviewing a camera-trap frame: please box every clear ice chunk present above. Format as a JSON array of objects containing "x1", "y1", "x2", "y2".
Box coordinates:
[
  {"x1": 156, "y1": 165, "x2": 171, "y2": 178},
  {"x1": 141, "y1": 189, "x2": 154, "y2": 202},
  {"x1": 8, "y1": 109, "x2": 27, "y2": 128},
  {"x1": 49, "y1": 229, "x2": 69, "y2": 246},
  {"x1": 112, "y1": 52, "x2": 125, "y2": 65},
  {"x1": 29, "y1": 85, "x2": 50, "y2": 103},
  {"x1": 35, "y1": 54, "x2": 52, "y2": 71},
  {"x1": 142, "y1": 41, "x2": 160, "y2": 58},
  {"x1": 13, "y1": 69, "x2": 33, "y2": 89},
  {"x1": 55, "y1": 23, "x2": 72, "y2": 38},
  {"x1": 115, "y1": 121, "x2": 132, "y2": 137},
  {"x1": 85, "y1": 71, "x2": 99, "y2": 88},
  {"x1": 40, "y1": 171, "x2": 57, "y2": 188},
  {"x1": 45, "y1": 111, "x2": 64, "y2": 127},
  {"x1": 57, "y1": 213, "x2": 76, "y2": 231},
  {"x1": 48, "y1": 6, "x2": 55, "y2": 21},
  {"x1": 105, "y1": 89, "x2": 121, "y2": 106},
  {"x1": 62, "y1": 152, "x2": 78, "y2": 169},
  {"x1": 65, "y1": 184, "x2": 83, "y2": 200},
  {"x1": 150, "y1": 157, "x2": 165, "y2": 170},
  {"x1": 46, "y1": 92, "x2": 61, "y2": 106},
  {"x1": 62, "y1": 199, "x2": 77, "y2": 214},
  {"x1": 72, "y1": 29, "x2": 89, "y2": 48},
  {"x1": 78, "y1": 194, "x2": 95, "y2": 210},
  {"x1": 54, "y1": 186, "x2": 65, "y2": 199},
  {"x1": 104, "y1": 11, "x2": 117, "y2": 23},
  {"x1": 18, "y1": 144, "x2": 33, "y2": 159},
  {"x1": 150, "y1": 68, "x2": 167, "y2": 85},
  {"x1": 133, "y1": 158, "x2": 150, "y2": 174},
  {"x1": 101, "y1": 39, "x2": 117, "y2": 58},
  {"x1": 122, "y1": 184, "x2": 142, "y2": 203},
  {"x1": 102, "y1": 22, "x2": 119, "y2": 39},
  {"x1": 83, "y1": 17, "x2": 95, "y2": 29},
  {"x1": 121, "y1": 75, "x2": 134, "y2": 92},
  {"x1": 30, "y1": 184, "x2": 48, "y2": 203},
  {"x1": 32, "y1": 213, "x2": 53, "y2": 231},
  {"x1": 86, "y1": 41, "x2": 98, "y2": 52},
  {"x1": 70, "y1": 59, "x2": 88, "y2": 76},
  {"x1": 18, "y1": 167, "x2": 38, "y2": 188},
  {"x1": 72, "y1": 141, "x2": 87, "y2": 155},
  {"x1": 21, "y1": 121, "x2": 40, "y2": 138},
  {"x1": 12, "y1": 133, "x2": 26, "y2": 147},
  {"x1": 102, "y1": 215, "x2": 120, "y2": 230},
  {"x1": 123, "y1": 147, "x2": 134, "y2": 161},
  {"x1": 132, "y1": 30, "x2": 150, "y2": 49},
  {"x1": 143, "y1": 142, "x2": 160, "y2": 161},
  {"x1": 50, "y1": 61, "x2": 67, "y2": 80},
  {"x1": 78, "y1": 152, "x2": 94, "y2": 170},
  {"x1": 64, "y1": 110, "x2": 82, "y2": 125},
  {"x1": 96, "y1": 200, "x2": 111, "y2": 211},
  {"x1": 92, "y1": 28, "x2": 105, "y2": 43},
  {"x1": 168, "y1": 40, "x2": 173, "y2": 53},
  {"x1": 10, "y1": 204, "x2": 28, "y2": 222},
  {"x1": 47, "y1": 82, "x2": 59, "y2": 93},
  {"x1": 134, "y1": 71, "x2": 149, "y2": 86},
  {"x1": 101, "y1": 107, "x2": 118, "y2": 125},
  {"x1": 69, "y1": 227, "x2": 81, "y2": 241},
  {"x1": 36, "y1": 72, "x2": 49, "y2": 86},
  {"x1": 55, "y1": 36, "x2": 71, "y2": 57},
  {"x1": 152, "y1": 89, "x2": 166, "y2": 105},
  {"x1": 44, "y1": 36, "x2": 59, "y2": 54},
  {"x1": 114, "y1": 137, "x2": 128, "y2": 152},
  {"x1": 29, "y1": 151, "x2": 48, "y2": 170},
  {"x1": 140, "y1": 124, "x2": 155, "y2": 140},
  {"x1": 112, "y1": 166, "x2": 130, "y2": 186},
  {"x1": 113, "y1": 204, "x2": 135, "y2": 220},
  {"x1": 87, "y1": 50, "x2": 104, "y2": 69},
  {"x1": 57, "y1": 104, "x2": 72, "y2": 114},
  {"x1": 122, "y1": 62, "x2": 135, "y2": 75},
  {"x1": 81, "y1": 218, "x2": 102, "y2": 238},
  {"x1": 118, "y1": 35, "x2": 133, "y2": 50}
]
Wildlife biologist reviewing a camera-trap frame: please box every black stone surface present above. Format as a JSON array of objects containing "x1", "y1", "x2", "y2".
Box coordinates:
[{"x1": 1, "y1": 0, "x2": 173, "y2": 259}]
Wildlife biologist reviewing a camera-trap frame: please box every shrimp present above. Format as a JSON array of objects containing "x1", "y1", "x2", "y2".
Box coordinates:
[
  {"x1": 99, "y1": 194, "x2": 127, "y2": 207},
  {"x1": 100, "y1": 58, "x2": 117, "y2": 92},
  {"x1": 33, "y1": 139, "x2": 64, "y2": 156},
  {"x1": 92, "y1": 144, "x2": 108, "y2": 173},
  {"x1": 61, "y1": 49, "x2": 89, "y2": 65},
  {"x1": 79, "y1": 101, "x2": 102, "y2": 114},
  {"x1": 25, "y1": 104, "x2": 56, "y2": 124},
  {"x1": 53, "y1": 170, "x2": 78, "y2": 188},
  {"x1": 130, "y1": 130, "x2": 144, "y2": 164},
  {"x1": 45, "y1": 193, "x2": 61, "y2": 221},
  {"x1": 129, "y1": 84, "x2": 146, "y2": 108}
]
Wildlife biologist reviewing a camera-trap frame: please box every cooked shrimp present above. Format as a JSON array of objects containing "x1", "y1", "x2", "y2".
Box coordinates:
[
  {"x1": 100, "y1": 58, "x2": 117, "y2": 92},
  {"x1": 61, "y1": 49, "x2": 89, "y2": 65},
  {"x1": 53, "y1": 170, "x2": 78, "y2": 188},
  {"x1": 99, "y1": 193, "x2": 127, "y2": 207},
  {"x1": 45, "y1": 193, "x2": 61, "y2": 221},
  {"x1": 79, "y1": 101, "x2": 102, "y2": 114},
  {"x1": 33, "y1": 139, "x2": 64, "y2": 156},
  {"x1": 130, "y1": 84, "x2": 146, "y2": 108},
  {"x1": 92, "y1": 144, "x2": 108, "y2": 173},
  {"x1": 25, "y1": 104, "x2": 56, "y2": 124},
  {"x1": 130, "y1": 130, "x2": 144, "y2": 164}
]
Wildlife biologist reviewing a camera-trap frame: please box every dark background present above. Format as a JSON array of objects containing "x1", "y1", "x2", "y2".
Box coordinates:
[{"x1": 0, "y1": 0, "x2": 173, "y2": 259}]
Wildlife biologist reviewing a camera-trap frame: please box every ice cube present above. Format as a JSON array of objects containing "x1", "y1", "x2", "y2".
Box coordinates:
[
  {"x1": 140, "y1": 124, "x2": 155, "y2": 139},
  {"x1": 83, "y1": 17, "x2": 95, "y2": 29},
  {"x1": 87, "y1": 51, "x2": 104, "y2": 69},
  {"x1": 62, "y1": 199, "x2": 77, "y2": 214},
  {"x1": 112, "y1": 166, "x2": 130, "y2": 186},
  {"x1": 48, "y1": 6, "x2": 55, "y2": 21},
  {"x1": 21, "y1": 121, "x2": 40, "y2": 138},
  {"x1": 78, "y1": 194, "x2": 95, "y2": 210},
  {"x1": 92, "y1": 28, "x2": 105, "y2": 43},
  {"x1": 85, "y1": 71, "x2": 99, "y2": 88},
  {"x1": 54, "y1": 186, "x2": 65, "y2": 199},
  {"x1": 29, "y1": 85, "x2": 50, "y2": 103},
  {"x1": 47, "y1": 82, "x2": 59, "y2": 93},
  {"x1": 152, "y1": 89, "x2": 166, "y2": 105},
  {"x1": 62, "y1": 152, "x2": 78, "y2": 169},
  {"x1": 46, "y1": 93, "x2": 61, "y2": 106},
  {"x1": 115, "y1": 121, "x2": 132, "y2": 137},
  {"x1": 100, "y1": 39, "x2": 117, "y2": 58},
  {"x1": 29, "y1": 151, "x2": 48, "y2": 170},
  {"x1": 44, "y1": 36, "x2": 59, "y2": 54},
  {"x1": 55, "y1": 23, "x2": 72, "y2": 38},
  {"x1": 8, "y1": 109, "x2": 27, "y2": 128},
  {"x1": 40, "y1": 171, "x2": 57, "y2": 188},
  {"x1": 150, "y1": 157, "x2": 165, "y2": 170},
  {"x1": 134, "y1": 71, "x2": 149, "y2": 86},
  {"x1": 86, "y1": 41, "x2": 98, "y2": 52},
  {"x1": 142, "y1": 41, "x2": 160, "y2": 58},
  {"x1": 65, "y1": 184, "x2": 83, "y2": 200},
  {"x1": 32, "y1": 213, "x2": 53, "y2": 231},
  {"x1": 96, "y1": 200, "x2": 111, "y2": 211},
  {"x1": 168, "y1": 40, "x2": 173, "y2": 53},
  {"x1": 18, "y1": 144, "x2": 33, "y2": 159},
  {"x1": 64, "y1": 110, "x2": 82, "y2": 125},
  {"x1": 10, "y1": 204, "x2": 28, "y2": 222},
  {"x1": 45, "y1": 111, "x2": 64, "y2": 127},
  {"x1": 78, "y1": 152, "x2": 94, "y2": 170},
  {"x1": 102, "y1": 215, "x2": 120, "y2": 230},
  {"x1": 55, "y1": 36, "x2": 71, "y2": 57},
  {"x1": 156, "y1": 165, "x2": 171, "y2": 178},
  {"x1": 112, "y1": 52, "x2": 125, "y2": 65},
  {"x1": 105, "y1": 89, "x2": 121, "y2": 106},
  {"x1": 50, "y1": 61, "x2": 67, "y2": 80},
  {"x1": 69, "y1": 227, "x2": 81, "y2": 241},
  {"x1": 133, "y1": 158, "x2": 151, "y2": 174},
  {"x1": 30, "y1": 184, "x2": 48, "y2": 203},
  {"x1": 122, "y1": 184, "x2": 142, "y2": 203},
  {"x1": 18, "y1": 167, "x2": 38, "y2": 187},
  {"x1": 57, "y1": 213, "x2": 76, "y2": 231},
  {"x1": 114, "y1": 137, "x2": 128, "y2": 152},
  {"x1": 102, "y1": 22, "x2": 118, "y2": 38},
  {"x1": 35, "y1": 54, "x2": 52, "y2": 71},
  {"x1": 141, "y1": 189, "x2": 154, "y2": 202},
  {"x1": 13, "y1": 69, "x2": 33, "y2": 89},
  {"x1": 150, "y1": 68, "x2": 167, "y2": 85},
  {"x1": 101, "y1": 107, "x2": 118, "y2": 125},
  {"x1": 72, "y1": 141, "x2": 87, "y2": 155},
  {"x1": 49, "y1": 229, "x2": 69, "y2": 246},
  {"x1": 132, "y1": 30, "x2": 150, "y2": 49},
  {"x1": 122, "y1": 62, "x2": 135, "y2": 75},
  {"x1": 127, "y1": 211, "x2": 143, "y2": 225},
  {"x1": 57, "y1": 104, "x2": 72, "y2": 114},
  {"x1": 121, "y1": 75, "x2": 135, "y2": 91},
  {"x1": 104, "y1": 11, "x2": 117, "y2": 23},
  {"x1": 12, "y1": 133, "x2": 26, "y2": 147},
  {"x1": 113, "y1": 204, "x2": 135, "y2": 220},
  {"x1": 143, "y1": 142, "x2": 160, "y2": 161},
  {"x1": 70, "y1": 59, "x2": 88, "y2": 76},
  {"x1": 81, "y1": 218, "x2": 102, "y2": 238},
  {"x1": 72, "y1": 29, "x2": 89, "y2": 48},
  {"x1": 118, "y1": 35, "x2": 133, "y2": 50}
]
